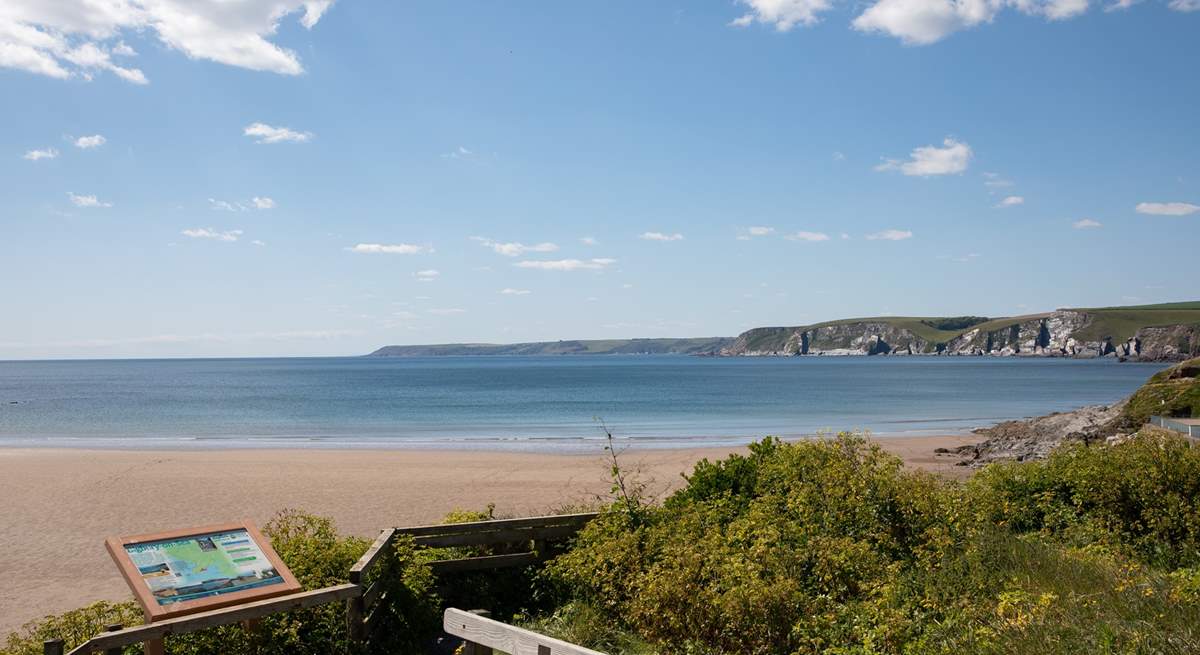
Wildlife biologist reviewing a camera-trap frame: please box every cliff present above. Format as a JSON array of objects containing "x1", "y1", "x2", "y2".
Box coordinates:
[{"x1": 721, "y1": 302, "x2": 1200, "y2": 361}]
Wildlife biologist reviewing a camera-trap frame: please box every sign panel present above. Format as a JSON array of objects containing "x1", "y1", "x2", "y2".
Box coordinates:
[{"x1": 107, "y1": 520, "x2": 302, "y2": 620}]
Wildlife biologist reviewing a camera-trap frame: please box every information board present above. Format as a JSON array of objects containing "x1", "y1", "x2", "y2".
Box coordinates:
[{"x1": 107, "y1": 521, "x2": 302, "y2": 620}]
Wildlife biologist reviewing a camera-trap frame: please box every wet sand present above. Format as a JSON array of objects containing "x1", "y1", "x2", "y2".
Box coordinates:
[{"x1": 0, "y1": 434, "x2": 979, "y2": 634}]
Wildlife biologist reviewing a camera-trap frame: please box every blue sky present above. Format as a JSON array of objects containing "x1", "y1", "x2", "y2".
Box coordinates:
[{"x1": 1, "y1": 0, "x2": 1197, "y2": 359}]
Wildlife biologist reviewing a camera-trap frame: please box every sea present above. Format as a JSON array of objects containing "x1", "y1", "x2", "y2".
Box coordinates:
[{"x1": 0, "y1": 356, "x2": 1167, "y2": 451}]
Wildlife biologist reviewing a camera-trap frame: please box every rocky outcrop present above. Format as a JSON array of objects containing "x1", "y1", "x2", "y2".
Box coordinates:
[
  {"x1": 954, "y1": 403, "x2": 1125, "y2": 466},
  {"x1": 942, "y1": 311, "x2": 1100, "y2": 357},
  {"x1": 1131, "y1": 324, "x2": 1200, "y2": 361},
  {"x1": 956, "y1": 356, "x2": 1200, "y2": 466}
]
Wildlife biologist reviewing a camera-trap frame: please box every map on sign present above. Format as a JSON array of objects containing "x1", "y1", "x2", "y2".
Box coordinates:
[{"x1": 124, "y1": 529, "x2": 285, "y2": 606}]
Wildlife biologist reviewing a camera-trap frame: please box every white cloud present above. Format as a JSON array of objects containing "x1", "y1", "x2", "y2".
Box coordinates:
[
  {"x1": 876, "y1": 138, "x2": 972, "y2": 176},
  {"x1": 349, "y1": 243, "x2": 432, "y2": 255},
  {"x1": 996, "y1": 195, "x2": 1025, "y2": 207},
  {"x1": 747, "y1": 226, "x2": 775, "y2": 236},
  {"x1": 67, "y1": 191, "x2": 111, "y2": 208},
  {"x1": 0, "y1": 1, "x2": 333, "y2": 83},
  {"x1": 784, "y1": 231, "x2": 831, "y2": 242},
  {"x1": 840, "y1": 232, "x2": 851, "y2": 239},
  {"x1": 866, "y1": 229, "x2": 914, "y2": 241},
  {"x1": 1135, "y1": 202, "x2": 1199, "y2": 216},
  {"x1": 852, "y1": 0, "x2": 1094, "y2": 45},
  {"x1": 428, "y1": 308, "x2": 466, "y2": 316},
  {"x1": 640, "y1": 231, "x2": 684, "y2": 241},
  {"x1": 833, "y1": 151, "x2": 846, "y2": 161},
  {"x1": 441, "y1": 146, "x2": 484, "y2": 161},
  {"x1": 500, "y1": 288, "x2": 531, "y2": 295},
  {"x1": 471, "y1": 237, "x2": 559, "y2": 257},
  {"x1": 182, "y1": 227, "x2": 243, "y2": 242},
  {"x1": 1072, "y1": 218, "x2": 1102, "y2": 229},
  {"x1": 74, "y1": 134, "x2": 105, "y2": 149},
  {"x1": 23, "y1": 147, "x2": 57, "y2": 160},
  {"x1": 244, "y1": 122, "x2": 312, "y2": 144},
  {"x1": 251, "y1": 196, "x2": 276, "y2": 209},
  {"x1": 414, "y1": 269, "x2": 440, "y2": 281},
  {"x1": 1170, "y1": 0, "x2": 1200, "y2": 10},
  {"x1": 251, "y1": 239, "x2": 267, "y2": 246},
  {"x1": 515, "y1": 258, "x2": 616, "y2": 271},
  {"x1": 580, "y1": 236, "x2": 598, "y2": 246},
  {"x1": 729, "y1": 0, "x2": 835, "y2": 30}
]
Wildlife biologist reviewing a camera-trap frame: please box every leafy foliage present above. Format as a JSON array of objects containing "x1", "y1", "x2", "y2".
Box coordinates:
[{"x1": 543, "y1": 432, "x2": 1200, "y2": 654}]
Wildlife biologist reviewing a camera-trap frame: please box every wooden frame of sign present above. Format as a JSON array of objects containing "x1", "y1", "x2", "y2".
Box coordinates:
[{"x1": 106, "y1": 519, "x2": 302, "y2": 621}]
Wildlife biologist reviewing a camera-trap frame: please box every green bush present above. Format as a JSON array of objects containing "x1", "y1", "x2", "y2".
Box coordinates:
[
  {"x1": 542, "y1": 432, "x2": 1200, "y2": 655},
  {"x1": 969, "y1": 432, "x2": 1200, "y2": 567}
]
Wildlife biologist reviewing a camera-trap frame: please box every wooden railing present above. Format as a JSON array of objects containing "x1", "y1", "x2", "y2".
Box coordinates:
[
  {"x1": 445, "y1": 608, "x2": 608, "y2": 655},
  {"x1": 47, "y1": 512, "x2": 599, "y2": 654},
  {"x1": 51, "y1": 584, "x2": 360, "y2": 655},
  {"x1": 347, "y1": 512, "x2": 598, "y2": 644}
]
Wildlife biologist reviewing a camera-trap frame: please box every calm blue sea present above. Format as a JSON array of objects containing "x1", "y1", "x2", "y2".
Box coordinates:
[{"x1": 0, "y1": 356, "x2": 1167, "y2": 450}]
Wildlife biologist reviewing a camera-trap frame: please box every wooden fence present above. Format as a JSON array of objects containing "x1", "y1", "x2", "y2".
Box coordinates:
[
  {"x1": 51, "y1": 512, "x2": 598, "y2": 655},
  {"x1": 347, "y1": 512, "x2": 598, "y2": 644}
]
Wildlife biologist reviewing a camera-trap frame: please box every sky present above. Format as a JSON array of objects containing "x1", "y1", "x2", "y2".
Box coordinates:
[{"x1": 1, "y1": 0, "x2": 1198, "y2": 359}]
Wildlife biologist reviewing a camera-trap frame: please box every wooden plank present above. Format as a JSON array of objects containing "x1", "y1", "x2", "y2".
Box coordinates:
[
  {"x1": 361, "y1": 580, "x2": 385, "y2": 610},
  {"x1": 429, "y1": 552, "x2": 539, "y2": 575},
  {"x1": 413, "y1": 524, "x2": 585, "y2": 549},
  {"x1": 66, "y1": 584, "x2": 360, "y2": 655},
  {"x1": 444, "y1": 608, "x2": 609, "y2": 655},
  {"x1": 395, "y1": 513, "x2": 597, "y2": 537},
  {"x1": 349, "y1": 528, "x2": 396, "y2": 584}
]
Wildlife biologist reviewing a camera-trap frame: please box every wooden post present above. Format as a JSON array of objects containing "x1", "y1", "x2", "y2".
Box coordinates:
[
  {"x1": 346, "y1": 594, "x2": 365, "y2": 644},
  {"x1": 465, "y1": 610, "x2": 493, "y2": 655},
  {"x1": 103, "y1": 624, "x2": 123, "y2": 655},
  {"x1": 42, "y1": 639, "x2": 64, "y2": 655}
]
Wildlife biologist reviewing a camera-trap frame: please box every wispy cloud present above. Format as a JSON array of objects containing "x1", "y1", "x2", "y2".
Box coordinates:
[
  {"x1": 939, "y1": 253, "x2": 982, "y2": 263},
  {"x1": 983, "y1": 172, "x2": 1014, "y2": 188},
  {"x1": 428, "y1": 308, "x2": 466, "y2": 315},
  {"x1": 471, "y1": 237, "x2": 559, "y2": 257},
  {"x1": 182, "y1": 227, "x2": 243, "y2": 242},
  {"x1": 244, "y1": 122, "x2": 312, "y2": 144},
  {"x1": 580, "y1": 236, "x2": 598, "y2": 246},
  {"x1": 67, "y1": 192, "x2": 111, "y2": 208},
  {"x1": 251, "y1": 196, "x2": 276, "y2": 209},
  {"x1": 1135, "y1": 202, "x2": 1199, "y2": 216},
  {"x1": 515, "y1": 258, "x2": 616, "y2": 271},
  {"x1": 23, "y1": 147, "x2": 59, "y2": 160},
  {"x1": 876, "y1": 138, "x2": 971, "y2": 176},
  {"x1": 996, "y1": 195, "x2": 1025, "y2": 208},
  {"x1": 1073, "y1": 218, "x2": 1103, "y2": 229},
  {"x1": 349, "y1": 243, "x2": 433, "y2": 255},
  {"x1": 500, "y1": 288, "x2": 531, "y2": 295},
  {"x1": 866, "y1": 229, "x2": 913, "y2": 241},
  {"x1": 853, "y1": 0, "x2": 1095, "y2": 45},
  {"x1": 210, "y1": 196, "x2": 276, "y2": 211},
  {"x1": 640, "y1": 231, "x2": 684, "y2": 241},
  {"x1": 748, "y1": 226, "x2": 775, "y2": 236},
  {"x1": 74, "y1": 134, "x2": 106, "y2": 149},
  {"x1": 784, "y1": 231, "x2": 830, "y2": 242},
  {"x1": 414, "y1": 269, "x2": 440, "y2": 281}
]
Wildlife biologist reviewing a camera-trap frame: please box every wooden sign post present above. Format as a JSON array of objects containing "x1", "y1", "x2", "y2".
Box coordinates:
[{"x1": 106, "y1": 520, "x2": 301, "y2": 655}]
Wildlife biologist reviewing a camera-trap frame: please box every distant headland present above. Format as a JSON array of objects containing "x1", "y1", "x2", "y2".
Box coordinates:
[{"x1": 367, "y1": 301, "x2": 1200, "y2": 361}]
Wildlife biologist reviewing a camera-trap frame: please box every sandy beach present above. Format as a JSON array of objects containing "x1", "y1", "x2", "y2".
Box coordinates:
[{"x1": 0, "y1": 435, "x2": 979, "y2": 635}]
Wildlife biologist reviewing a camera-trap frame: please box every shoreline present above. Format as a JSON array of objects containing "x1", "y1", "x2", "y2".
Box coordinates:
[{"x1": 0, "y1": 434, "x2": 979, "y2": 634}]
